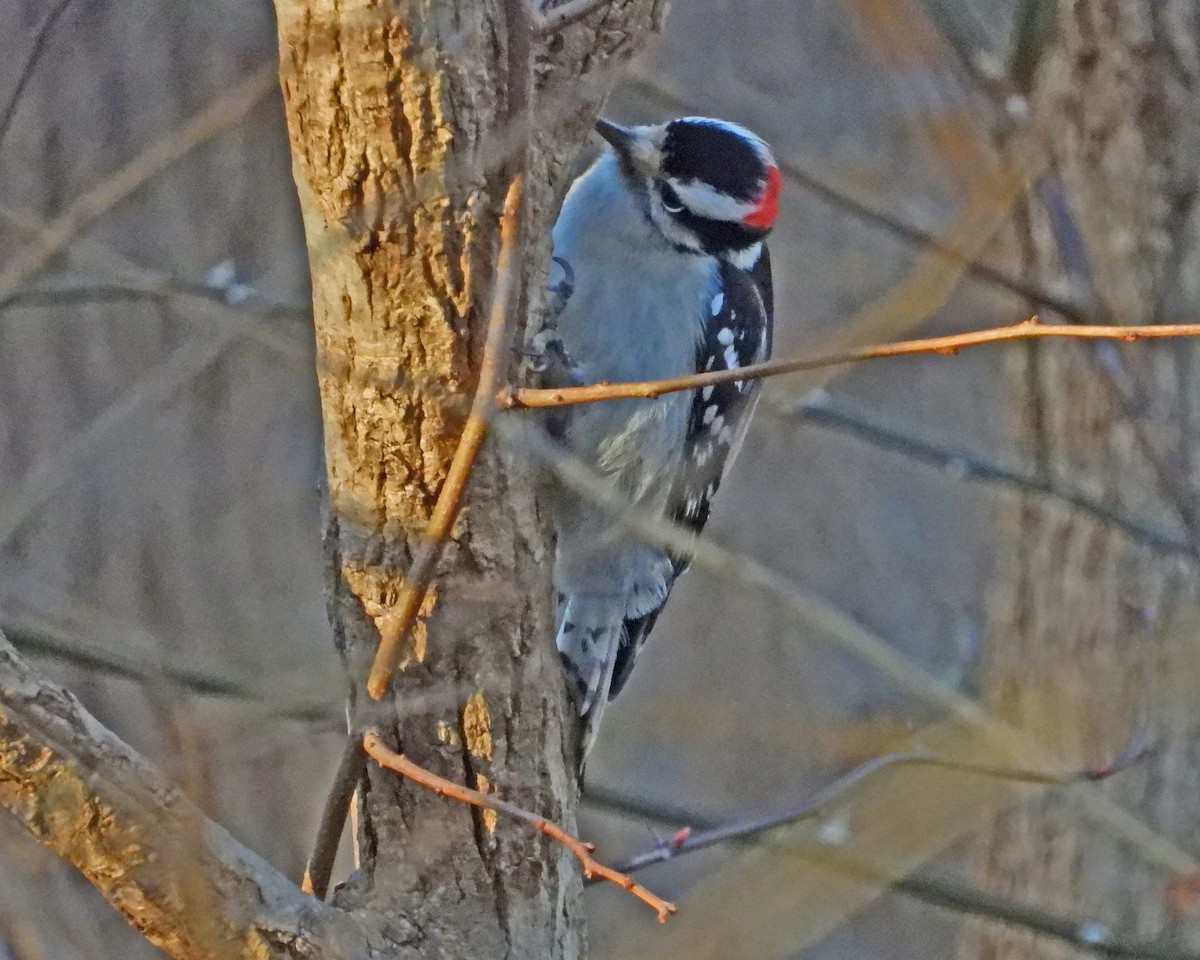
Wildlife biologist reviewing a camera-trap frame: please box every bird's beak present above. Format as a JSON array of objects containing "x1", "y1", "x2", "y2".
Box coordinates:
[{"x1": 594, "y1": 118, "x2": 639, "y2": 161}]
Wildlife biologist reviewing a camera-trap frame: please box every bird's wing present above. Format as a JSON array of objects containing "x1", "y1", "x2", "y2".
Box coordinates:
[{"x1": 607, "y1": 245, "x2": 774, "y2": 699}]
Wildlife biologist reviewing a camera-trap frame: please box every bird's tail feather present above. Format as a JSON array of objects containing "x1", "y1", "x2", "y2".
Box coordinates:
[{"x1": 556, "y1": 593, "x2": 624, "y2": 758}]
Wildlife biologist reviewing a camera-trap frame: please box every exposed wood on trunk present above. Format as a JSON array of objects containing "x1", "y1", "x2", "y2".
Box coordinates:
[
  {"x1": 0, "y1": 629, "x2": 368, "y2": 960},
  {"x1": 272, "y1": 1, "x2": 659, "y2": 957}
]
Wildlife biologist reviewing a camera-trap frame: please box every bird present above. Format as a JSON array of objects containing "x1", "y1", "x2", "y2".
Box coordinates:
[{"x1": 540, "y1": 115, "x2": 779, "y2": 758}]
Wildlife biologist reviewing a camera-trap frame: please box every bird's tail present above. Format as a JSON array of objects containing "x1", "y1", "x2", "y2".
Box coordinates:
[{"x1": 556, "y1": 593, "x2": 624, "y2": 761}]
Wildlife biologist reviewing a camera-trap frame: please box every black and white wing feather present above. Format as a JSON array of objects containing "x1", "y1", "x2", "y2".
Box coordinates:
[{"x1": 608, "y1": 247, "x2": 774, "y2": 699}]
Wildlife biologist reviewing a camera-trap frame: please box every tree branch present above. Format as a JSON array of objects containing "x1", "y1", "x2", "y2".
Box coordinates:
[
  {"x1": 502, "y1": 420, "x2": 1199, "y2": 878},
  {"x1": 597, "y1": 730, "x2": 1151, "y2": 875},
  {"x1": 586, "y1": 729, "x2": 1192, "y2": 960},
  {"x1": 593, "y1": 779, "x2": 1200, "y2": 960},
  {"x1": 362, "y1": 731, "x2": 677, "y2": 922},
  {"x1": 500, "y1": 318, "x2": 1200, "y2": 410},
  {"x1": 0, "y1": 629, "x2": 368, "y2": 960},
  {"x1": 782, "y1": 391, "x2": 1192, "y2": 556},
  {"x1": 0, "y1": 65, "x2": 277, "y2": 307},
  {"x1": 0, "y1": 0, "x2": 79, "y2": 151}
]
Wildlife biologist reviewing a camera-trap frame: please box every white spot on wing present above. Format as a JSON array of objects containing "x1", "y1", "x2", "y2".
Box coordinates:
[
  {"x1": 709, "y1": 414, "x2": 725, "y2": 435},
  {"x1": 702, "y1": 404, "x2": 718, "y2": 425},
  {"x1": 717, "y1": 327, "x2": 734, "y2": 346},
  {"x1": 711, "y1": 292, "x2": 725, "y2": 316},
  {"x1": 728, "y1": 243, "x2": 763, "y2": 271},
  {"x1": 702, "y1": 385, "x2": 714, "y2": 401},
  {"x1": 724, "y1": 345, "x2": 739, "y2": 369}
]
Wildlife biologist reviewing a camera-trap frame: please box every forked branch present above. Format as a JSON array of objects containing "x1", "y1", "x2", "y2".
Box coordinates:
[{"x1": 600, "y1": 727, "x2": 1154, "y2": 875}]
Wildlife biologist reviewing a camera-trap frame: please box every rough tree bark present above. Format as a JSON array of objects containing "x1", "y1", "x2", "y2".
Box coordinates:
[
  {"x1": 965, "y1": 4, "x2": 1200, "y2": 959},
  {"x1": 1, "y1": 2, "x2": 664, "y2": 958},
  {"x1": 0, "y1": 629, "x2": 368, "y2": 960},
  {"x1": 271, "y1": 1, "x2": 660, "y2": 958}
]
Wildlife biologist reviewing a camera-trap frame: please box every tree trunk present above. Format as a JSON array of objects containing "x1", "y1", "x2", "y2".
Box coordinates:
[
  {"x1": 271, "y1": 2, "x2": 659, "y2": 957},
  {"x1": 966, "y1": 3, "x2": 1200, "y2": 958}
]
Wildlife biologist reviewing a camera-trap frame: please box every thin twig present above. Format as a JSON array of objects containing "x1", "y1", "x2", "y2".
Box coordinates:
[
  {"x1": 302, "y1": 735, "x2": 367, "y2": 898},
  {"x1": 0, "y1": 612, "x2": 336, "y2": 723},
  {"x1": 1, "y1": 278, "x2": 310, "y2": 320},
  {"x1": 501, "y1": 317, "x2": 1200, "y2": 410},
  {"x1": 534, "y1": 0, "x2": 614, "y2": 33},
  {"x1": 600, "y1": 729, "x2": 1153, "y2": 875},
  {"x1": 586, "y1": 733, "x2": 1192, "y2": 960},
  {"x1": 499, "y1": 418, "x2": 1200, "y2": 877},
  {"x1": 365, "y1": 175, "x2": 524, "y2": 699},
  {"x1": 0, "y1": 64, "x2": 277, "y2": 307},
  {"x1": 0, "y1": 0, "x2": 79, "y2": 151},
  {"x1": 593, "y1": 775, "x2": 1200, "y2": 960},
  {"x1": 783, "y1": 392, "x2": 1191, "y2": 556},
  {"x1": 361, "y1": 731, "x2": 676, "y2": 922},
  {"x1": 914, "y1": 0, "x2": 1200, "y2": 556}
]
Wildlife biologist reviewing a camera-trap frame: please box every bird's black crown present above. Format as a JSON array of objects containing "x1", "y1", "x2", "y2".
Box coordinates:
[{"x1": 660, "y1": 118, "x2": 772, "y2": 202}]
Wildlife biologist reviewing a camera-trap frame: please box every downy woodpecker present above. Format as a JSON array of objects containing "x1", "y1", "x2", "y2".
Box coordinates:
[{"x1": 543, "y1": 116, "x2": 779, "y2": 756}]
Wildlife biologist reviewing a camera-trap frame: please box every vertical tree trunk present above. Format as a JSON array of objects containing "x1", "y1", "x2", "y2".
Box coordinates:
[
  {"x1": 271, "y1": 2, "x2": 659, "y2": 957},
  {"x1": 966, "y1": 3, "x2": 1200, "y2": 958}
]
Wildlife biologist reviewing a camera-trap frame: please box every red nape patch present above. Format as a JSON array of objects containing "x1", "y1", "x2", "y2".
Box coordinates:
[{"x1": 743, "y1": 165, "x2": 781, "y2": 229}]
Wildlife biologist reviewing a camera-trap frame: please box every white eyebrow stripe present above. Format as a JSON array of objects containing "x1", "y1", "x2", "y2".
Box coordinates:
[{"x1": 669, "y1": 177, "x2": 758, "y2": 221}]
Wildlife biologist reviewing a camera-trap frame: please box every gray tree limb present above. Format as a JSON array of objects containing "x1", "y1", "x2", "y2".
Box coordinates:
[{"x1": 0, "y1": 628, "x2": 369, "y2": 960}]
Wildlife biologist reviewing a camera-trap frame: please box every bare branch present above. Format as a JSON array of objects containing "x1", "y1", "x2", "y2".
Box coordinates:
[
  {"x1": 782, "y1": 391, "x2": 1192, "y2": 556},
  {"x1": 302, "y1": 734, "x2": 366, "y2": 900},
  {"x1": 599, "y1": 729, "x2": 1151, "y2": 874},
  {"x1": 0, "y1": 274, "x2": 310, "y2": 321},
  {"x1": 500, "y1": 420, "x2": 1199, "y2": 877},
  {"x1": 0, "y1": 629, "x2": 367, "y2": 960},
  {"x1": 0, "y1": 0, "x2": 79, "y2": 150},
  {"x1": 0, "y1": 65, "x2": 277, "y2": 306},
  {"x1": 0, "y1": 205, "x2": 308, "y2": 360},
  {"x1": 501, "y1": 318, "x2": 1200, "y2": 410},
  {"x1": 366, "y1": 175, "x2": 525, "y2": 699},
  {"x1": 591, "y1": 782, "x2": 1199, "y2": 960},
  {"x1": 362, "y1": 731, "x2": 677, "y2": 922}
]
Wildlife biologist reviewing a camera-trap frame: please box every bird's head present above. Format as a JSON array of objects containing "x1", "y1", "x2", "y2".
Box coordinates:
[{"x1": 594, "y1": 115, "x2": 780, "y2": 264}]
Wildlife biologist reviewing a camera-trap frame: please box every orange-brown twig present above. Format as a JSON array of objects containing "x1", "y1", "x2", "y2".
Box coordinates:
[
  {"x1": 498, "y1": 316, "x2": 1200, "y2": 410},
  {"x1": 362, "y1": 731, "x2": 677, "y2": 922},
  {"x1": 366, "y1": 175, "x2": 523, "y2": 700}
]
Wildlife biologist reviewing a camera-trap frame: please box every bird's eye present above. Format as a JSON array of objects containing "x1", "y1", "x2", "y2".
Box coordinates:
[{"x1": 658, "y1": 182, "x2": 685, "y2": 214}]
